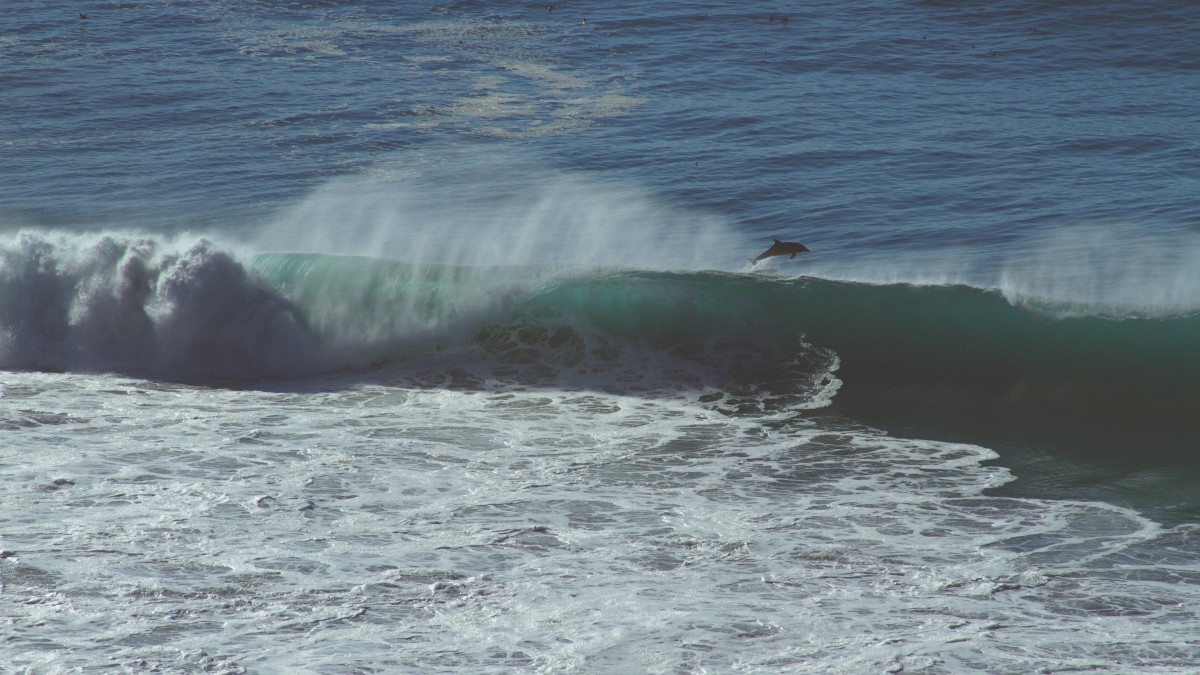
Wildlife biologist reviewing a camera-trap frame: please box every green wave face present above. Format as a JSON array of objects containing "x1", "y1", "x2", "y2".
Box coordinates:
[
  {"x1": 252, "y1": 252, "x2": 1200, "y2": 407},
  {"x1": 251, "y1": 252, "x2": 566, "y2": 348},
  {"x1": 253, "y1": 253, "x2": 1200, "y2": 465}
]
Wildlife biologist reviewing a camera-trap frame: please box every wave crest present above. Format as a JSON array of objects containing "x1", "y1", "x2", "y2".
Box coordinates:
[{"x1": 0, "y1": 233, "x2": 321, "y2": 379}]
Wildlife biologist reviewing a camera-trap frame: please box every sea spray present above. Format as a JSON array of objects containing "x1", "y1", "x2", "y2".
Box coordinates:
[
  {"x1": 252, "y1": 148, "x2": 746, "y2": 271},
  {"x1": 796, "y1": 224, "x2": 1200, "y2": 319},
  {"x1": 996, "y1": 224, "x2": 1200, "y2": 318}
]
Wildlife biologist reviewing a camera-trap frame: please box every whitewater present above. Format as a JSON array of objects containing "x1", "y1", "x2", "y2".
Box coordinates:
[{"x1": 4, "y1": 1, "x2": 1200, "y2": 672}]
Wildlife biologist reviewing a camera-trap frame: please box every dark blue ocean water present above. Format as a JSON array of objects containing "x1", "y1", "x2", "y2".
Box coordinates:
[
  {"x1": 3, "y1": 2, "x2": 1200, "y2": 672},
  {"x1": 8, "y1": 2, "x2": 1197, "y2": 237}
]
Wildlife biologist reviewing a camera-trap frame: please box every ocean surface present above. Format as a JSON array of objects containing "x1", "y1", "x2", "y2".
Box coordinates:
[{"x1": 3, "y1": 1, "x2": 1199, "y2": 672}]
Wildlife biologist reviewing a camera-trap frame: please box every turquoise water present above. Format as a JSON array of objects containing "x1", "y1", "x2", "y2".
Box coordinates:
[{"x1": 3, "y1": 2, "x2": 1199, "y2": 672}]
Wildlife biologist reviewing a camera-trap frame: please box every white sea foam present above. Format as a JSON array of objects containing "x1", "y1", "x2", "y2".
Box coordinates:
[
  {"x1": 0, "y1": 231, "x2": 325, "y2": 379},
  {"x1": 2, "y1": 369, "x2": 1197, "y2": 673}
]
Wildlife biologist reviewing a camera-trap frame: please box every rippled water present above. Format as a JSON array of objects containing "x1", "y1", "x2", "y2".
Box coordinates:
[{"x1": 3, "y1": 1, "x2": 1199, "y2": 672}]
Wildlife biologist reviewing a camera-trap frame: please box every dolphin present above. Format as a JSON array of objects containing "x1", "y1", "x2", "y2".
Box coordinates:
[{"x1": 749, "y1": 238, "x2": 809, "y2": 265}]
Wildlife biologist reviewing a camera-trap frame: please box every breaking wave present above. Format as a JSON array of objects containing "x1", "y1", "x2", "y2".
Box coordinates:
[{"x1": 3, "y1": 233, "x2": 1198, "y2": 448}]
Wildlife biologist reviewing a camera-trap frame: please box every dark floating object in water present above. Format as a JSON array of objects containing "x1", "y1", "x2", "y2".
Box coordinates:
[{"x1": 79, "y1": 12, "x2": 89, "y2": 19}]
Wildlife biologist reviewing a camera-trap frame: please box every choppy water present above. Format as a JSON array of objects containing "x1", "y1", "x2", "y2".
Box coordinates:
[{"x1": 3, "y1": 1, "x2": 1199, "y2": 672}]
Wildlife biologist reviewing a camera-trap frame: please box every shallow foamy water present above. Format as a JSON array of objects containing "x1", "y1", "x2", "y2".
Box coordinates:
[{"x1": 4, "y1": 370, "x2": 1198, "y2": 673}]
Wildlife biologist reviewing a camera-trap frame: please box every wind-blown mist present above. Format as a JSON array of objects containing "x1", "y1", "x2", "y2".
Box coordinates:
[
  {"x1": 254, "y1": 150, "x2": 744, "y2": 271},
  {"x1": 798, "y1": 224, "x2": 1200, "y2": 319}
]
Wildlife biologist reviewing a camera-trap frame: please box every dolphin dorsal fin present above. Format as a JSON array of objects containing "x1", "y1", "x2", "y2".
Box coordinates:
[{"x1": 773, "y1": 238, "x2": 782, "y2": 244}]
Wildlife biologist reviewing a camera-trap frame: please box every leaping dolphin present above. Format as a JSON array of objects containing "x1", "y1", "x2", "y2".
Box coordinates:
[{"x1": 749, "y1": 238, "x2": 809, "y2": 265}]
